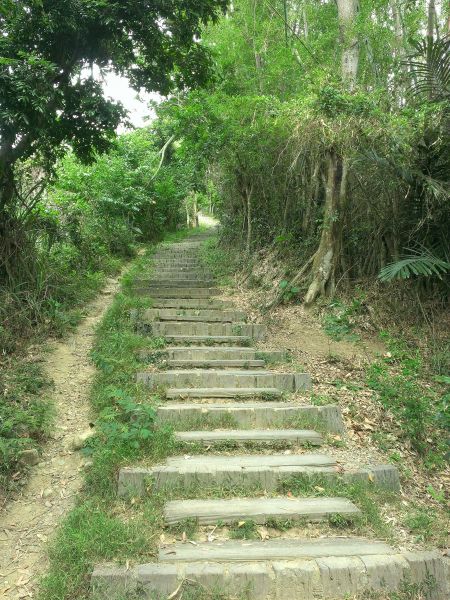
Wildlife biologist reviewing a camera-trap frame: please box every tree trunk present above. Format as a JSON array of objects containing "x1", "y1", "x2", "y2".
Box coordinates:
[
  {"x1": 245, "y1": 183, "x2": 254, "y2": 253},
  {"x1": 427, "y1": 0, "x2": 437, "y2": 100},
  {"x1": 336, "y1": 0, "x2": 360, "y2": 89},
  {"x1": 304, "y1": 152, "x2": 342, "y2": 304}
]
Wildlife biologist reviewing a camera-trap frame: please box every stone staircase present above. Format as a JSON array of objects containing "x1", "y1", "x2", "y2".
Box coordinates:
[{"x1": 92, "y1": 231, "x2": 448, "y2": 599}]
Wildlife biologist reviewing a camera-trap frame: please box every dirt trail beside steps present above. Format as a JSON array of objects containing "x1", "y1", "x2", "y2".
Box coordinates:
[{"x1": 0, "y1": 275, "x2": 122, "y2": 599}]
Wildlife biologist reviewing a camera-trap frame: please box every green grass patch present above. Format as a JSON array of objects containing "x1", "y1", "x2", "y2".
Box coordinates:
[
  {"x1": 0, "y1": 361, "x2": 54, "y2": 496},
  {"x1": 322, "y1": 298, "x2": 362, "y2": 342},
  {"x1": 278, "y1": 474, "x2": 395, "y2": 540},
  {"x1": 229, "y1": 519, "x2": 258, "y2": 540},
  {"x1": 199, "y1": 236, "x2": 242, "y2": 285},
  {"x1": 367, "y1": 332, "x2": 449, "y2": 469}
]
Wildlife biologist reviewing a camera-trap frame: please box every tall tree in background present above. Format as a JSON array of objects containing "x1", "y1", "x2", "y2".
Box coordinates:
[
  {"x1": 337, "y1": 0, "x2": 359, "y2": 89},
  {"x1": 304, "y1": 0, "x2": 359, "y2": 303}
]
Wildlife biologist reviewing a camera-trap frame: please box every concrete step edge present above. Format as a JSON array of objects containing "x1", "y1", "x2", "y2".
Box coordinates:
[
  {"x1": 91, "y1": 549, "x2": 448, "y2": 599},
  {"x1": 175, "y1": 428, "x2": 323, "y2": 445},
  {"x1": 164, "y1": 496, "x2": 360, "y2": 525}
]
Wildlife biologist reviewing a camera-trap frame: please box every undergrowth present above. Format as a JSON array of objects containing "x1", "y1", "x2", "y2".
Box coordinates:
[
  {"x1": 0, "y1": 361, "x2": 54, "y2": 496},
  {"x1": 367, "y1": 332, "x2": 449, "y2": 470}
]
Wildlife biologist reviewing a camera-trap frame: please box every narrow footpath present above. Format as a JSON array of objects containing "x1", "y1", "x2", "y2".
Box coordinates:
[
  {"x1": 86, "y1": 230, "x2": 446, "y2": 599},
  {"x1": 0, "y1": 276, "x2": 121, "y2": 599}
]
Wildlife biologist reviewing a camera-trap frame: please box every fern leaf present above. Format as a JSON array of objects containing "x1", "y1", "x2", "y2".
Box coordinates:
[{"x1": 379, "y1": 251, "x2": 450, "y2": 282}]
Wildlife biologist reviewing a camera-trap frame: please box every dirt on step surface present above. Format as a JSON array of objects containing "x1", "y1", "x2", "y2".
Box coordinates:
[{"x1": 0, "y1": 275, "x2": 121, "y2": 599}]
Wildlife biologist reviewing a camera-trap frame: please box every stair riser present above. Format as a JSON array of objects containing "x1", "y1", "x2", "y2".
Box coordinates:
[
  {"x1": 139, "y1": 309, "x2": 247, "y2": 322},
  {"x1": 138, "y1": 371, "x2": 309, "y2": 392},
  {"x1": 118, "y1": 465, "x2": 400, "y2": 496},
  {"x1": 150, "y1": 300, "x2": 232, "y2": 309},
  {"x1": 151, "y1": 259, "x2": 202, "y2": 264},
  {"x1": 167, "y1": 360, "x2": 265, "y2": 368},
  {"x1": 154, "y1": 348, "x2": 286, "y2": 361},
  {"x1": 136, "y1": 279, "x2": 215, "y2": 288},
  {"x1": 163, "y1": 336, "x2": 252, "y2": 346},
  {"x1": 151, "y1": 263, "x2": 203, "y2": 268},
  {"x1": 144, "y1": 322, "x2": 266, "y2": 338},
  {"x1": 92, "y1": 551, "x2": 448, "y2": 600},
  {"x1": 145, "y1": 271, "x2": 213, "y2": 278},
  {"x1": 133, "y1": 288, "x2": 219, "y2": 298},
  {"x1": 156, "y1": 404, "x2": 345, "y2": 434},
  {"x1": 175, "y1": 429, "x2": 322, "y2": 445}
]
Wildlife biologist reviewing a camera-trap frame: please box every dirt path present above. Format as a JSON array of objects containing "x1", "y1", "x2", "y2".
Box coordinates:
[{"x1": 0, "y1": 274, "x2": 122, "y2": 599}]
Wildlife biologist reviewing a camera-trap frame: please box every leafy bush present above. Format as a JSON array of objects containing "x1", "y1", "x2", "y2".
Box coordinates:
[{"x1": 0, "y1": 129, "x2": 183, "y2": 355}]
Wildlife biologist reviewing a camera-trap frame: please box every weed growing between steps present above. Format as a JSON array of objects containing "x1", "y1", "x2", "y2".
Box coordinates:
[
  {"x1": 350, "y1": 576, "x2": 437, "y2": 599},
  {"x1": 278, "y1": 475, "x2": 395, "y2": 540}
]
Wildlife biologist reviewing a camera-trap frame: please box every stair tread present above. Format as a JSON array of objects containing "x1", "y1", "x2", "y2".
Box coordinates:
[
  {"x1": 164, "y1": 497, "x2": 360, "y2": 525},
  {"x1": 166, "y1": 387, "x2": 283, "y2": 398},
  {"x1": 167, "y1": 360, "x2": 265, "y2": 367},
  {"x1": 164, "y1": 335, "x2": 252, "y2": 343},
  {"x1": 155, "y1": 453, "x2": 336, "y2": 470},
  {"x1": 161, "y1": 402, "x2": 329, "y2": 409},
  {"x1": 158, "y1": 537, "x2": 394, "y2": 562},
  {"x1": 163, "y1": 369, "x2": 289, "y2": 375},
  {"x1": 175, "y1": 429, "x2": 322, "y2": 443}
]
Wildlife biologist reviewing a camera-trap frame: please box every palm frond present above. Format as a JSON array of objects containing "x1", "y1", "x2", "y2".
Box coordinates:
[
  {"x1": 379, "y1": 248, "x2": 450, "y2": 282},
  {"x1": 405, "y1": 35, "x2": 450, "y2": 101}
]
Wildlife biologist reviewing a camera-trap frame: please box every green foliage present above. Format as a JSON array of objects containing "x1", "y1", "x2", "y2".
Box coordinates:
[
  {"x1": 278, "y1": 474, "x2": 393, "y2": 539},
  {"x1": 229, "y1": 519, "x2": 258, "y2": 540},
  {"x1": 0, "y1": 0, "x2": 227, "y2": 185},
  {"x1": 0, "y1": 362, "x2": 53, "y2": 494},
  {"x1": 278, "y1": 280, "x2": 301, "y2": 303},
  {"x1": 407, "y1": 35, "x2": 450, "y2": 102},
  {"x1": 379, "y1": 249, "x2": 450, "y2": 281},
  {"x1": 367, "y1": 333, "x2": 448, "y2": 467},
  {"x1": 39, "y1": 502, "x2": 148, "y2": 600},
  {"x1": 322, "y1": 299, "x2": 362, "y2": 342},
  {"x1": 0, "y1": 129, "x2": 184, "y2": 355},
  {"x1": 404, "y1": 509, "x2": 436, "y2": 542}
]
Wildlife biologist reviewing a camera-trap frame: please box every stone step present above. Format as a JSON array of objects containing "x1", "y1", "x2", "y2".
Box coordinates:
[
  {"x1": 164, "y1": 496, "x2": 360, "y2": 526},
  {"x1": 138, "y1": 279, "x2": 216, "y2": 288},
  {"x1": 151, "y1": 259, "x2": 203, "y2": 266},
  {"x1": 118, "y1": 456, "x2": 400, "y2": 496},
  {"x1": 164, "y1": 387, "x2": 283, "y2": 399},
  {"x1": 149, "y1": 263, "x2": 208, "y2": 269},
  {"x1": 92, "y1": 547, "x2": 447, "y2": 600},
  {"x1": 133, "y1": 287, "x2": 220, "y2": 298},
  {"x1": 150, "y1": 299, "x2": 232, "y2": 309},
  {"x1": 163, "y1": 335, "x2": 253, "y2": 346},
  {"x1": 167, "y1": 359, "x2": 265, "y2": 368},
  {"x1": 160, "y1": 347, "x2": 287, "y2": 362},
  {"x1": 159, "y1": 537, "x2": 392, "y2": 562},
  {"x1": 147, "y1": 271, "x2": 213, "y2": 279},
  {"x1": 151, "y1": 259, "x2": 202, "y2": 265},
  {"x1": 147, "y1": 322, "x2": 266, "y2": 338},
  {"x1": 153, "y1": 251, "x2": 200, "y2": 259},
  {"x1": 138, "y1": 370, "x2": 311, "y2": 392},
  {"x1": 175, "y1": 429, "x2": 322, "y2": 445},
  {"x1": 157, "y1": 402, "x2": 345, "y2": 434},
  {"x1": 139, "y1": 308, "x2": 247, "y2": 323}
]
